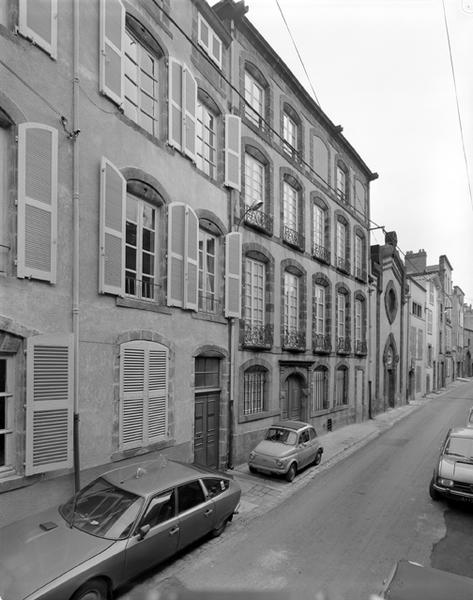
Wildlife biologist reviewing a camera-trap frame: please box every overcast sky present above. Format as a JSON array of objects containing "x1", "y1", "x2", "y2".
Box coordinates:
[{"x1": 221, "y1": 0, "x2": 473, "y2": 304}]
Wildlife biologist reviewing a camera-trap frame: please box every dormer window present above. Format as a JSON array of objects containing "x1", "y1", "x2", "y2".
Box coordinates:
[{"x1": 197, "y1": 13, "x2": 222, "y2": 68}]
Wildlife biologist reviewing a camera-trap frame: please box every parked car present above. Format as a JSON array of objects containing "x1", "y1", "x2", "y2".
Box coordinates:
[
  {"x1": 381, "y1": 559, "x2": 473, "y2": 599},
  {"x1": 0, "y1": 457, "x2": 241, "y2": 600},
  {"x1": 429, "y1": 426, "x2": 473, "y2": 502},
  {"x1": 248, "y1": 420, "x2": 323, "y2": 482},
  {"x1": 466, "y1": 406, "x2": 473, "y2": 427}
]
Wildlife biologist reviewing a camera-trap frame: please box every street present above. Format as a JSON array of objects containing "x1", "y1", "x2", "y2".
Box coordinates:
[{"x1": 122, "y1": 381, "x2": 473, "y2": 600}]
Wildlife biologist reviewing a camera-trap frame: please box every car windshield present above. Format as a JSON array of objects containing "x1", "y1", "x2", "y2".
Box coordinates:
[
  {"x1": 265, "y1": 428, "x2": 297, "y2": 445},
  {"x1": 445, "y1": 436, "x2": 473, "y2": 460},
  {"x1": 59, "y1": 477, "x2": 144, "y2": 540}
]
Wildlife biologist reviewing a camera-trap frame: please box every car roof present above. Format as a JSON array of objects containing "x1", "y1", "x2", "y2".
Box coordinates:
[
  {"x1": 101, "y1": 458, "x2": 227, "y2": 497},
  {"x1": 449, "y1": 427, "x2": 473, "y2": 439},
  {"x1": 272, "y1": 420, "x2": 311, "y2": 432}
]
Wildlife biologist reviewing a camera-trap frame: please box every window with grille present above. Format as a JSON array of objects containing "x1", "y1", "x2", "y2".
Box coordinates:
[
  {"x1": 337, "y1": 292, "x2": 346, "y2": 338},
  {"x1": 124, "y1": 29, "x2": 159, "y2": 136},
  {"x1": 196, "y1": 102, "x2": 217, "y2": 179},
  {"x1": 355, "y1": 234, "x2": 363, "y2": 277},
  {"x1": 198, "y1": 230, "x2": 217, "y2": 313},
  {"x1": 244, "y1": 153, "x2": 264, "y2": 209},
  {"x1": 335, "y1": 367, "x2": 348, "y2": 406},
  {"x1": 283, "y1": 181, "x2": 298, "y2": 230},
  {"x1": 284, "y1": 272, "x2": 299, "y2": 330},
  {"x1": 313, "y1": 204, "x2": 324, "y2": 247},
  {"x1": 244, "y1": 258, "x2": 265, "y2": 326},
  {"x1": 314, "y1": 284, "x2": 325, "y2": 335},
  {"x1": 243, "y1": 367, "x2": 266, "y2": 415},
  {"x1": 355, "y1": 299, "x2": 362, "y2": 343},
  {"x1": 283, "y1": 113, "x2": 297, "y2": 154},
  {"x1": 125, "y1": 194, "x2": 157, "y2": 300},
  {"x1": 313, "y1": 368, "x2": 328, "y2": 412},
  {"x1": 244, "y1": 72, "x2": 264, "y2": 127},
  {"x1": 336, "y1": 221, "x2": 346, "y2": 263}
]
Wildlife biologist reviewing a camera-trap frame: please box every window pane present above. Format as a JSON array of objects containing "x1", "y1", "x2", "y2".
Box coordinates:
[{"x1": 178, "y1": 481, "x2": 205, "y2": 513}]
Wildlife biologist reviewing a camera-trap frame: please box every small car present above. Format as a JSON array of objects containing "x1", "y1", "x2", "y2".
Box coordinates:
[
  {"x1": 248, "y1": 420, "x2": 323, "y2": 482},
  {"x1": 0, "y1": 456, "x2": 241, "y2": 600},
  {"x1": 429, "y1": 426, "x2": 473, "y2": 502}
]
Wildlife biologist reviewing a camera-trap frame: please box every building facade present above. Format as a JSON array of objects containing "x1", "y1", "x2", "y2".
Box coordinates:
[{"x1": 407, "y1": 277, "x2": 426, "y2": 400}]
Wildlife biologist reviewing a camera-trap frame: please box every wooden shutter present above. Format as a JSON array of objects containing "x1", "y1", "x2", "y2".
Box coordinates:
[
  {"x1": 19, "y1": 0, "x2": 58, "y2": 59},
  {"x1": 17, "y1": 123, "x2": 58, "y2": 283},
  {"x1": 183, "y1": 66, "x2": 197, "y2": 161},
  {"x1": 147, "y1": 346, "x2": 168, "y2": 442},
  {"x1": 99, "y1": 0, "x2": 124, "y2": 106},
  {"x1": 168, "y1": 58, "x2": 183, "y2": 150},
  {"x1": 224, "y1": 115, "x2": 241, "y2": 190},
  {"x1": 99, "y1": 157, "x2": 125, "y2": 296},
  {"x1": 185, "y1": 205, "x2": 198, "y2": 310},
  {"x1": 25, "y1": 334, "x2": 73, "y2": 475},
  {"x1": 167, "y1": 203, "x2": 198, "y2": 310},
  {"x1": 225, "y1": 232, "x2": 242, "y2": 318}
]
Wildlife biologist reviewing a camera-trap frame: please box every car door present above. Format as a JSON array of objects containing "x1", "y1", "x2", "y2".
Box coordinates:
[
  {"x1": 124, "y1": 488, "x2": 179, "y2": 581},
  {"x1": 176, "y1": 479, "x2": 216, "y2": 550},
  {"x1": 308, "y1": 427, "x2": 319, "y2": 461},
  {"x1": 297, "y1": 430, "x2": 312, "y2": 467}
]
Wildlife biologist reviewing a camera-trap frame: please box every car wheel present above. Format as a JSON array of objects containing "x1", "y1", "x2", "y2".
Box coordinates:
[
  {"x1": 71, "y1": 579, "x2": 108, "y2": 600},
  {"x1": 211, "y1": 517, "x2": 228, "y2": 538},
  {"x1": 285, "y1": 463, "x2": 297, "y2": 482},
  {"x1": 314, "y1": 449, "x2": 323, "y2": 466},
  {"x1": 429, "y1": 478, "x2": 440, "y2": 501},
  {"x1": 249, "y1": 466, "x2": 258, "y2": 474}
]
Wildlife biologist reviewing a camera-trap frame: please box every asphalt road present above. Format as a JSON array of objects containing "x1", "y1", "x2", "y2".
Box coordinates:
[{"x1": 124, "y1": 382, "x2": 473, "y2": 600}]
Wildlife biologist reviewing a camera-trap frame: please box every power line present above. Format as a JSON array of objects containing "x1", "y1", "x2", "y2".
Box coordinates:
[{"x1": 274, "y1": 0, "x2": 321, "y2": 106}]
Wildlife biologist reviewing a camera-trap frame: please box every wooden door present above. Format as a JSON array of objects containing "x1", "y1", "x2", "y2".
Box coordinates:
[{"x1": 194, "y1": 392, "x2": 219, "y2": 468}]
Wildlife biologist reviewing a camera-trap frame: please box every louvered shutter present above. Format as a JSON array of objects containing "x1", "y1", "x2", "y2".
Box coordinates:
[
  {"x1": 167, "y1": 202, "x2": 185, "y2": 307},
  {"x1": 185, "y1": 206, "x2": 198, "y2": 310},
  {"x1": 99, "y1": 157, "x2": 125, "y2": 295},
  {"x1": 19, "y1": 0, "x2": 58, "y2": 59},
  {"x1": 225, "y1": 232, "x2": 242, "y2": 318},
  {"x1": 183, "y1": 66, "x2": 197, "y2": 161},
  {"x1": 99, "y1": 0, "x2": 124, "y2": 106},
  {"x1": 120, "y1": 343, "x2": 145, "y2": 450},
  {"x1": 147, "y1": 346, "x2": 168, "y2": 442},
  {"x1": 17, "y1": 123, "x2": 58, "y2": 283},
  {"x1": 168, "y1": 58, "x2": 183, "y2": 150},
  {"x1": 224, "y1": 115, "x2": 241, "y2": 190},
  {"x1": 25, "y1": 334, "x2": 73, "y2": 475}
]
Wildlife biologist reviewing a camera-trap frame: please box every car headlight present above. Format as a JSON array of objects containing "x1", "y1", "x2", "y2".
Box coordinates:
[
  {"x1": 276, "y1": 459, "x2": 287, "y2": 467},
  {"x1": 438, "y1": 478, "x2": 454, "y2": 487},
  {"x1": 249, "y1": 451, "x2": 256, "y2": 460}
]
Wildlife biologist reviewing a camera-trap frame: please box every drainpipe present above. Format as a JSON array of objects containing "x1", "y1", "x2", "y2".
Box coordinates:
[{"x1": 72, "y1": 0, "x2": 81, "y2": 492}]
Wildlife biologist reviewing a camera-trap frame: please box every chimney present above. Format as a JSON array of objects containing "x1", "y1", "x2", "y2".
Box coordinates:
[{"x1": 405, "y1": 249, "x2": 427, "y2": 274}]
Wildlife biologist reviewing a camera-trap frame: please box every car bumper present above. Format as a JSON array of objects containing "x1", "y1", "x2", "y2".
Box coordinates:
[
  {"x1": 432, "y1": 482, "x2": 473, "y2": 501},
  {"x1": 248, "y1": 459, "x2": 289, "y2": 476}
]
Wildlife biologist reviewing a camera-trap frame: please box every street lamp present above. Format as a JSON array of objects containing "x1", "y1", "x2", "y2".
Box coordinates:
[{"x1": 235, "y1": 200, "x2": 263, "y2": 231}]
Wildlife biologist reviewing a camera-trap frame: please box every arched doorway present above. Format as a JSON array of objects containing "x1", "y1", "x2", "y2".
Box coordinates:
[{"x1": 282, "y1": 374, "x2": 304, "y2": 421}]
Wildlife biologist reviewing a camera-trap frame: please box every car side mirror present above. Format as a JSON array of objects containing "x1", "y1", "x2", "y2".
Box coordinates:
[{"x1": 137, "y1": 524, "x2": 151, "y2": 540}]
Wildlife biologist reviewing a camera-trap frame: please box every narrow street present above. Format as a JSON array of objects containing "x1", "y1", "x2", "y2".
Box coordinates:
[{"x1": 125, "y1": 381, "x2": 473, "y2": 600}]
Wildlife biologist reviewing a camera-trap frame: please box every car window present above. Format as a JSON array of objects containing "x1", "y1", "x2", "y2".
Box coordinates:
[
  {"x1": 177, "y1": 480, "x2": 206, "y2": 513},
  {"x1": 309, "y1": 428, "x2": 317, "y2": 440},
  {"x1": 265, "y1": 428, "x2": 297, "y2": 445},
  {"x1": 140, "y1": 490, "x2": 176, "y2": 529},
  {"x1": 202, "y1": 477, "x2": 229, "y2": 498},
  {"x1": 299, "y1": 430, "x2": 310, "y2": 444}
]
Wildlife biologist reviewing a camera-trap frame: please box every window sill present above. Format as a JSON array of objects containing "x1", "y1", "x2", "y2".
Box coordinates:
[
  {"x1": 238, "y1": 408, "x2": 280, "y2": 424},
  {"x1": 116, "y1": 297, "x2": 172, "y2": 315},
  {"x1": 192, "y1": 311, "x2": 227, "y2": 325},
  {"x1": 112, "y1": 438, "x2": 175, "y2": 462},
  {"x1": 0, "y1": 471, "x2": 42, "y2": 494}
]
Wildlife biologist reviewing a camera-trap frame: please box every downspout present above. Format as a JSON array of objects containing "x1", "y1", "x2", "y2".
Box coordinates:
[{"x1": 72, "y1": 0, "x2": 81, "y2": 492}]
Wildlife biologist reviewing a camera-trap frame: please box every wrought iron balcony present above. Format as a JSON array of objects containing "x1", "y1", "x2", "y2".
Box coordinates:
[
  {"x1": 336, "y1": 256, "x2": 351, "y2": 274},
  {"x1": 355, "y1": 267, "x2": 367, "y2": 281},
  {"x1": 198, "y1": 292, "x2": 221, "y2": 314},
  {"x1": 354, "y1": 339, "x2": 367, "y2": 355},
  {"x1": 282, "y1": 225, "x2": 304, "y2": 250},
  {"x1": 336, "y1": 189, "x2": 347, "y2": 202},
  {"x1": 125, "y1": 274, "x2": 164, "y2": 303},
  {"x1": 312, "y1": 242, "x2": 330, "y2": 264},
  {"x1": 312, "y1": 333, "x2": 331, "y2": 354},
  {"x1": 282, "y1": 326, "x2": 306, "y2": 351},
  {"x1": 337, "y1": 336, "x2": 351, "y2": 354},
  {"x1": 242, "y1": 322, "x2": 273, "y2": 349},
  {"x1": 282, "y1": 141, "x2": 302, "y2": 162},
  {"x1": 244, "y1": 207, "x2": 273, "y2": 234}
]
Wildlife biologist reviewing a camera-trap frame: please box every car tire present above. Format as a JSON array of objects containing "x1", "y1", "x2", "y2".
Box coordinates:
[
  {"x1": 429, "y1": 478, "x2": 440, "y2": 501},
  {"x1": 71, "y1": 578, "x2": 108, "y2": 600},
  {"x1": 249, "y1": 466, "x2": 258, "y2": 474},
  {"x1": 211, "y1": 517, "x2": 228, "y2": 538},
  {"x1": 314, "y1": 449, "x2": 323, "y2": 466},
  {"x1": 285, "y1": 463, "x2": 297, "y2": 482}
]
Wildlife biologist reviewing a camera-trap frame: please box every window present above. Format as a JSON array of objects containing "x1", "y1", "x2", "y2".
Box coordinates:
[
  {"x1": 355, "y1": 234, "x2": 364, "y2": 279},
  {"x1": 119, "y1": 340, "x2": 169, "y2": 450},
  {"x1": 124, "y1": 28, "x2": 160, "y2": 136},
  {"x1": 178, "y1": 481, "x2": 206, "y2": 513},
  {"x1": 283, "y1": 112, "x2": 297, "y2": 156},
  {"x1": 18, "y1": 0, "x2": 58, "y2": 59},
  {"x1": 337, "y1": 292, "x2": 346, "y2": 339},
  {"x1": 244, "y1": 153, "x2": 264, "y2": 209},
  {"x1": 197, "y1": 13, "x2": 222, "y2": 68},
  {"x1": 312, "y1": 136, "x2": 329, "y2": 183},
  {"x1": 243, "y1": 367, "x2": 267, "y2": 415},
  {"x1": 355, "y1": 298, "x2": 363, "y2": 344},
  {"x1": 427, "y1": 309, "x2": 433, "y2": 334},
  {"x1": 125, "y1": 193, "x2": 157, "y2": 300},
  {"x1": 0, "y1": 357, "x2": 13, "y2": 473},
  {"x1": 195, "y1": 357, "x2": 220, "y2": 389},
  {"x1": 196, "y1": 102, "x2": 217, "y2": 178},
  {"x1": 336, "y1": 164, "x2": 347, "y2": 201},
  {"x1": 283, "y1": 181, "x2": 298, "y2": 231},
  {"x1": 335, "y1": 367, "x2": 348, "y2": 406},
  {"x1": 0, "y1": 119, "x2": 10, "y2": 274},
  {"x1": 312, "y1": 201, "x2": 329, "y2": 262},
  {"x1": 244, "y1": 258, "x2": 265, "y2": 327},
  {"x1": 141, "y1": 490, "x2": 176, "y2": 529},
  {"x1": 284, "y1": 272, "x2": 299, "y2": 331},
  {"x1": 198, "y1": 230, "x2": 217, "y2": 313},
  {"x1": 202, "y1": 477, "x2": 229, "y2": 498},
  {"x1": 313, "y1": 367, "x2": 328, "y2": 412},
  {"x1": 336, "y1": 220, "x2": 348, "y2": 270},
  {"x1": 429, "y1": 281, "x2": 434, "y2": 305},
  {"x1": 412, "y1": 302, "x2": 422, "y2": 318},
  {"x1": 313, "y1": 205, "x2": 324, "y2": 248},
  {"x1": 244, "y1": 71, "x2": 264, "y2": 127},
  {"x1": 299, "y1": 430, "x2": 310, "y2": 444},
  {"x1": 314, "y1": 285, "x2": 325, "y2": 335}
]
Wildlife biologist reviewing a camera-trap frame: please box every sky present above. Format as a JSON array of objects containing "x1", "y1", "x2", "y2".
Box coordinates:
[{"x1": 217, "y1": 0, "x2": 473, "y2": 304}]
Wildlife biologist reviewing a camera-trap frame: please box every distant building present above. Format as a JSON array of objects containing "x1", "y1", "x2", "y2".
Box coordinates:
[
  {"x1": 464, "y1": 305, "x2": 473, "y2": 377},
  {"x1": 407, "y1": 277, "x2": 426, "y2": 400}
]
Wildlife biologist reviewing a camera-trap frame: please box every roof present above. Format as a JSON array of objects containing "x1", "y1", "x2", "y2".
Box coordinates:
[
  {"x1": 450, "y1": 427, "x2": 473, "y2": 439},
  {"x1": 273, "y1": 420, "x2": 310, "y2": 431}
]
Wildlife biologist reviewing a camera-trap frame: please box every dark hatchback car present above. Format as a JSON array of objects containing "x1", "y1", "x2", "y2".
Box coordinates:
[
  {"x1": 430, "y1": 426, "x2": 473, "y2": 502},
  {"x1": 0, "y1": 457, "x2": 241, "y2": 600}
]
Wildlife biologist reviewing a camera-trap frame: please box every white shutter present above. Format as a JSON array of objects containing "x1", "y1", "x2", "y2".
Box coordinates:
[
  {"x1": 99, "y1": 0, "x2": 124, "y2": 106},
  {"x1": 183, "y1": 66, "x2": 197, "y2": 161},
  {"x1": 168, "y1": 58, "x2": 183, "y2": 150},
  {"x1": 17, "y1": 123, "x2": 58, "y2": 283},
  {"x1": 99, "y1": 157, "x2": 125, "y2": 296},
  {"x1": 19, "y1": 0, "x2": 58, "y2": 59},
  {"x1": 185, "y1": 206, "x2": 198, "y2": 310},
  {"x1": 167, "y1": 202, "x2": 185, "y2": 307},
  {"x1": 148, "y1": 346, "x2": 168, "y2": 442},
  {"x1": 224, "y1": 115, "x2": 241, "y2": 190},
  {"x1": 25, "y1": 334, "x2": 73, "y2": 475},
  {"x1": 225, "y1": 232, "x2": 242, "y2": 318}
]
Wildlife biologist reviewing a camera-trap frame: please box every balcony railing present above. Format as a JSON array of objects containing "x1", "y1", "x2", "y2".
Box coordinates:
[
  {"x1": 336, "y1": 189, "x2": 347, "y2": 202},
  {"x1": 312, "y1": 242, "x2": 330, "y2": 264},
  {"x1": 354, "y1": 339, "x2": 367, "y2": 355},
  {"x1": 312, "y1": 333, "x2": 331, "y2": 354},
  {"x1": 282, "y1": 326, "x2": 306, "y2": 351},
  {"x1": 282, "y1": 225, "x2": 304, "y2": 250},
  {"x1": 337, "y1": 336, "x2": 351, "y2": 354},
  {"x1": 244, "y1": 207, "x2": 273, "y2": 235},
  {"x1": 282, "y1": 141, "x2": 302, "y2": 162},
  {"x1": 242, "y1": 322, "x2": 273, "y2": 349},
  {"x1": 125, "y1": 274, "x2": 164, "y2": 303},
  {"x1": 198, "y1": 292, "x2": 221, "y2": 315},
  {"x1": 336, "y1": 256, "x2": 350, "y2": 274},
  {"x1": 355, "y1": 266, "x2": 367, "y2": 282}
]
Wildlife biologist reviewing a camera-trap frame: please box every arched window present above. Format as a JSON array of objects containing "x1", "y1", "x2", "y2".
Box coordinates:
[
  {"x1": 282, "y1": 266, "x2": 306, "y2": 351},
  {"x1": 335, "y1": 365, "x2": 348, "y2": 406},
  {"x1": 243, "y1": 62, "x2": 269, "y2": 129},
  {"x1": 313, "y1": 274, "x2": 331, "y2": 354},
  {"x1": 354, "y1": 293, "x2": 367, "y2": 355},
  {"x1": 336, "y1": 286, "x2": 351, "y2": 354},
  {"x1": 336, "y1": 161, "x2": 349, "y2": 203},
  {"x1": 313, "y1": 366, "x2": 329, "y2": 412},
  {"x1": 282, "y1": 103, "x2": 302, "y2": 160},
  {"x1": 335, "y1": 214, "x2": 350, "y2": 274},
  {"x1": 312, "y1": 198, "x2": 330, "y2": 264}
]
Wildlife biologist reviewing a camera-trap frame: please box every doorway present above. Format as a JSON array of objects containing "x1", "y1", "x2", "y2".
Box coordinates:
[
  {"x1": 282, "y1": 374, "x2": 304, "y2": 420},
  {"x1": 194, "y1": 356, "x2": 221, "y2": 469}
]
